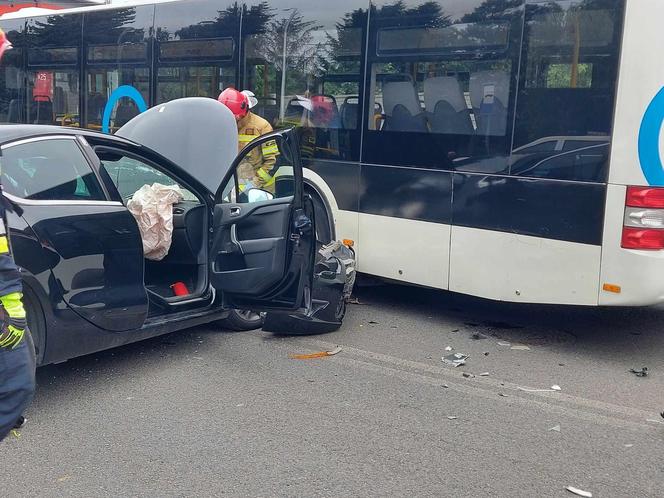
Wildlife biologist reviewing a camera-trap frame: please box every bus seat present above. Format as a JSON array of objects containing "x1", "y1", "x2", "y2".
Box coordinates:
[
  {"x1": 424, "y1": 76, "x2": 473, "y2": 135},
  {"x1": 53, "y1": 86, "x2": 66, "y2": 115},
  {"x1": 470, "y1": 70, "x2": 510, "y2": 137},
  {"x1": 7, "y1": 98, "x2": 25, "y2": 123},
  {"x1": 30, "y1": 99, "x2": 54, "y2": 125},
  {"x1": 382, "y1": 80, "x2": 427, "y2": 132},
  {"x1": 340, "y1": 96, "x2": 359, "y2": 129}
]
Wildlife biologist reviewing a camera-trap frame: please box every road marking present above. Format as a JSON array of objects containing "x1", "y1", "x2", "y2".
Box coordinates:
[{"x1": 303, "y1": 338, "x2": 659, "y2": 432}]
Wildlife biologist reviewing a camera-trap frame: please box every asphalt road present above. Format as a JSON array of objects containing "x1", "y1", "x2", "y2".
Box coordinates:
[{"x1": 2, "y1": 283, "x2": 664, "y2": 497}]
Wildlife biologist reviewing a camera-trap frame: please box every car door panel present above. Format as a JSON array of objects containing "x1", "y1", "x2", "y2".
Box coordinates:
[
  {"x1": 210, "y1": 130, "x2": 315, "y2": 312},
  {"x1": 0, "y1": 136, "x2": 148, "y2": 332}
]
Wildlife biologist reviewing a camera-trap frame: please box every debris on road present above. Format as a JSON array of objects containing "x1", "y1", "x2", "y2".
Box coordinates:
[
  {"x1": 479, "y1": 372, "x2": 490, "y2": 376},
  {"x1": 497, "y1": 342, "x2": 511, "y2": 347},
  {"x1": 447, "y1": 416, "x2": 458, "y2": 420},
  {"x1": 445, "y1": 346, "x2": 454, "y2": 352},
  {"x1": 442, "y1": 353, "x2": 468, "y2": 367},
  {"x1": 483, "y1": 351, "x2": 490, "y2": 356},
  {"x1": 566, "y1": 485, "x2": 592, "y2": 497},
  {"x1": 624, "y1": 444, "x2": 634, "y2": 448},
  {"x1": 551, "y1": 385, "x2": 562, "y2": 391},
  {"x1": 548, "y1": 425, "x2": 561, "y2": 432},
  {"x1": 368, "y1": 320, "x2": 379, "y2": 325},
  {"x1": 498, "y1": 393, "x2": 508, "y2": 397},
  {"x1": 517, "y1": 387, "x2": 559, "y2": 393},
  {"x1": 289, "y1": 346, "x2": 342, "y2": 360},
  {"x1": 510, "y1": 345, "x2": 531, "y2": 351},
  {"x1": 661, "y1": 411, "x2": 664, "y2": 419},
  {"x1": 471, "y1": 332, "x2": 487, "y2": 340},
  {"x1": 629, "y1": 367, "x2": 648, "y2": 377},
  {"x1": 462, "y1": 372, "x2": 475, "y2": 378},
  {"x1": 442, "y1": 384, "x2": 449, "y2": 389}
]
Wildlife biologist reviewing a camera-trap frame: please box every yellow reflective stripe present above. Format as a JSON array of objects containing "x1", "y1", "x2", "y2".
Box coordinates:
[
  {"x1": 256, "y1": 168, "x2": 272, "y2": 181},
  {"x1": 238, "y1": 134, "x2": 255, "y2": 143},
  {"x1": 261, "y1": 141, "x2": 279, "y2": 155},
  {"x1": 0, "y1": 236, "x2": 8, "y2": 254}
]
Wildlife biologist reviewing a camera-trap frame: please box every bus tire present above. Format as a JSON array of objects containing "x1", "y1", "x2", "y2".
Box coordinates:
[{"x1": 264, "y1": 190, "x2": 345, "y2": 335}]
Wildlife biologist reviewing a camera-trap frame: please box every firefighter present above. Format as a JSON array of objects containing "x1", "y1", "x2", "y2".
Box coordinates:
[
  {"x1": 217, "y1": 88, "x2": 279, "y2": 193},
  {"x1": 0, "y1": 28, "x2": 35, "y2": 443}
]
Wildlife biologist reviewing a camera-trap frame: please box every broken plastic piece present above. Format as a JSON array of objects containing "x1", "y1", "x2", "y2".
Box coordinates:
[
  {"x1": 497, "y1": 341, "x2": 511, "y2": 347},
  {"x1": 629, "y1": 367, "x2": 648, "y2": 377},
  {"x1": 289, "y1": 346, "x2": 342, "y2": 360},
  {"x1": 566, "y1": 486, "x2": 592, "y2": 497},
  {"x1": 445, "y1": 346, "x2": 453, "y2": 352},
  {"x1": 551, "y1": 385, "x2": 562, "y2": 391},
  {"x1": 442, "y1": 353, "x2": 468, "y2": 367},
  {"x1": 479, "y1": 372, "x2": 490, "y2": 376},
  {"x1": 549, "y1": 425, "x2": 561, "y2": 432},
  {"x1": 447, "y1": 416, "x2": 457, "y2": 420},
  {"x1": 462, "y1": 372, "x2": 475, "y2": 378}
]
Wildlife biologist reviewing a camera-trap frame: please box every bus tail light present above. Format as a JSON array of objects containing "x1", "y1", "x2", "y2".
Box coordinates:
[{"x1": 621, "y1": 187, "x2": 664, "y2": 250}]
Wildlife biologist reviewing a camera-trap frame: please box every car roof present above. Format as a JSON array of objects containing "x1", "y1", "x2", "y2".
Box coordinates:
[{"x1": 0, "y1": 125, "x2": 136, "y2": 148}]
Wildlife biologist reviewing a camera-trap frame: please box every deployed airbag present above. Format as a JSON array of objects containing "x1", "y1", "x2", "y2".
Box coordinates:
[{"x1": 127, "y1": 183, "x2": 183, "y2": 261}]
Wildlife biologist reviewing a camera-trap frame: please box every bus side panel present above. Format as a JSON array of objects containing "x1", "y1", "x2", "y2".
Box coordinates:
[
  {"x1": 358, "y1": 214, "x2": 450, "y2": 289},
  {"x1": 599, "y1": 0, "x2": 664, "y2": 306},
  {"x1": 449, "y1": 226, "x2": 601, "y2": 305},
  {"x1": 608, "y1": 0, "x2": 664, "y2": 187}
]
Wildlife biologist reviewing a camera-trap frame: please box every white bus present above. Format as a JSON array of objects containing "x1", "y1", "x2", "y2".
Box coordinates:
[{"x1": 1, "y1": 0, "x2": 662, "y2": 307}]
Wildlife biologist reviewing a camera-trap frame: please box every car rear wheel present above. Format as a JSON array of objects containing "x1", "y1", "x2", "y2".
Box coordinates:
[
  {"x1": 219, "y1": 309, "x2": 264, "y2": 331},
  {"x1": 23, "y1": 286, "x2": 45, "y2": 364}
]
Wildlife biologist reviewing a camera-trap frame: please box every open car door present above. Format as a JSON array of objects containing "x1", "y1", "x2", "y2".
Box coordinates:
[{"x1": 211, "y1": 129, "x2": 315, "y2": 312}]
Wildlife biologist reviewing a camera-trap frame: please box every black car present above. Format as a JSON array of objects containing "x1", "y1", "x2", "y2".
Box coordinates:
[{"x1": 3, "y1": 98, "x2": 352, "y2": 366}]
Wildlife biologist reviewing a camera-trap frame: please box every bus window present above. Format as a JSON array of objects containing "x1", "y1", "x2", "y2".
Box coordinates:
[
  {"x1": 0, "y1": 19, "x2": 26, "y2": 125},
  {"x1": 510, "y1": 0, "x2": 625, "y2": 183},
  {"x1": 83, "y1": 6, "x2": 153, "y2": 132},
  {"x1": 25, "y1": 14, "x2": 81, "y2": 127},
  {"x1": 241, "y1": 1, "x2": 367, "y2": 162},
  {"x1": 363, "y1": 1, "x2": 523, "y2": 172},
  {"x1": 154, "y1": 0, "x2": 239, "y2": 104}
]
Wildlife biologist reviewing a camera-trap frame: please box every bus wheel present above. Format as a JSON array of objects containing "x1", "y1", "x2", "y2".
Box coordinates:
[{"x1": 264, "y1": 191, "x2": 346, "y2": 336}]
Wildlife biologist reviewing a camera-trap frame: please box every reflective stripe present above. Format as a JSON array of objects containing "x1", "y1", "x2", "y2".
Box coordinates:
[
  {"x1": 256, "y1": 168, "x2": 275, "y2": 186},
  {"x1": 261, "y1": 141, "x2": 279, "y2": 155},
  {"x1": 0, "y1": 217, "x2": 5, "y2": 236},
  {"x1": 238, "y1": 134, "x2": 256, "y2": 144},
  {"x1": 0, "y1": 236, "x2": 8, "y2": 254}
]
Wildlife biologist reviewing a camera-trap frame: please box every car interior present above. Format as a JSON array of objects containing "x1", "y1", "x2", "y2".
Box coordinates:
[{"x1": 95, "y1": 147, "x2": 210, "y2": 306}]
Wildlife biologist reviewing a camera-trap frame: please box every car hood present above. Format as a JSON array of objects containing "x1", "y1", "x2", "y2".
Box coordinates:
[{"x1": 116, "y1": 97, "x2": 238, "y2": 194}]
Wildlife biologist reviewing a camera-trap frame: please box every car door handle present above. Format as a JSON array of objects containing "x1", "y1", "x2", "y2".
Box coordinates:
[{"x1": 230, "y1": 207, "x2": 241, "y2": 217}]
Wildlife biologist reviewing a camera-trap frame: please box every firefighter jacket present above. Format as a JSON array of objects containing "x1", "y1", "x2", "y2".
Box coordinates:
[{"x1": 236, "y1": 112, "x2": 279, "y2": 192}]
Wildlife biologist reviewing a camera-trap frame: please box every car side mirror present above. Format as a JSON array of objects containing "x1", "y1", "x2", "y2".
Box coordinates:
[{"x1": 246, "y1": 188, "x2": 274, "y2": 203}]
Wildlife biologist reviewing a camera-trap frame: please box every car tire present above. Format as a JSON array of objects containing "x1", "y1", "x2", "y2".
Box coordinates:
[
  {"x1": 23, "y1": 286, "x2": 45, "y2": 364},
  {"x1": 218, "y1": 309, "x2": 264, "y2": 331},
  {"x1": 264, "y1": 191, "x2": 345, "y2": 336}
]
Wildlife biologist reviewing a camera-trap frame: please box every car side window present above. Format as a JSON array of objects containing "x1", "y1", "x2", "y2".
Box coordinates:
[
  {"x1": 96, "y1": 149, "x2": 198, "y2": 202},
  {"x1": 222, "y1": 135, "x2": 294, "y2": 204},
  {"x1": 1, "y1": 138, "x2": 105, "y2": 201}
]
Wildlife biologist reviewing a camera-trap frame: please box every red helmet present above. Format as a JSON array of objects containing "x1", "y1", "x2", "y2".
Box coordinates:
[
  {"x1": 218, "y1": 88, "x2": 249, "y2": 119},
  {"x1": 311, "y1": 95, "x2": 335, "y2": 125}
]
